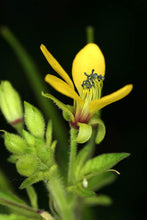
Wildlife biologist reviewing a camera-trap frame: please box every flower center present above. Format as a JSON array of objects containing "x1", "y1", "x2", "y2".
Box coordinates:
[{"x1": 81, "y1": 69, "x2": 104, "y2": 101}]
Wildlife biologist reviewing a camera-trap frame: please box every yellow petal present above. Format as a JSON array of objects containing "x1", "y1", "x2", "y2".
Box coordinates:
[
  {"x1": 72, "y1": 43, "x2": 105, "y2": 95},
  {"x1": 40, "y1": 44, "x2": 74, "y2": 89},
  {"x1": 45, "y1": 74, "x2": 81, "y2": 101},
  {"x1": 89, "y1": 84, "x2": 133, "y2": 115}
]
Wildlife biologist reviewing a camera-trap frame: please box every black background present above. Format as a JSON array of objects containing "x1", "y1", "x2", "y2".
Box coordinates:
[{"x1": 0, "y1": 0, "x2": 146, "y2": 219}]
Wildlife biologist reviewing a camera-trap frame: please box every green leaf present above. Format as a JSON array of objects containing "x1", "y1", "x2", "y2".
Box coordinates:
[
  {"x1": 42, "y1": 92, "x2": 74, "y2": 121},
  {"x1": 68, "y1": 184, "x2": 95, "y2": 197},
  {"x1": 19, "y1": 172, "x2": 44, "y2": 189},
  {"x1": 0, "y1": 190, "x2": 40, "y2": 218},
  {"x1": 26, "y1": 186, "x2": 38, "y2": 209},
  {"x1": 20, "y1": 165, "x2": 57, "y2": 189},
  {"x1": 0, "y1": 170, "x2": 13, "y2": 192},
  {"x1": 89, "y1": 116, "x2": 106, "y2": 144},
  {"x1": 24, "y1": 102, "x2": 45, "y2": 138},
  {"x1": 4, "y1": 132, "x2": 27, "y2": 154},
  {"x1": 75, "y1": 142, "x2": 94, "y2": 179},
  {"x1": 84, "y1": 194, "x2": 112, "y2": 206},
  {"x1": 76, "y1": 123, "x2": 92, "y2": 144},
  {"x1": 88, "y1": 172, "x2": 117, "y2": 191},
  {"x1": 79, "y1": 153, "x2": 130, "y2": 180},
  {"x1": 0, "y1": 214, "x2": 33, "y2": 220}
]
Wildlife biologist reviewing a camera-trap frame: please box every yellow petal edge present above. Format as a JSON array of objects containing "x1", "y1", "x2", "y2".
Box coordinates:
[
  {"x1": 89, "y1": 84, "x2": 133, "y2": 115},
  {"x1": 72, "y1": 43, "x2": 105, "y2": 95},
  {"x1": 40, "y1": 44, "x2": 74, "y2": 89}
]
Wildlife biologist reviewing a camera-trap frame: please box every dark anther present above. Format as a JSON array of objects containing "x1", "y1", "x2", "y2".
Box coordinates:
[{"x1": 81, "y1": 69, "x2": 104, "y2": 90}]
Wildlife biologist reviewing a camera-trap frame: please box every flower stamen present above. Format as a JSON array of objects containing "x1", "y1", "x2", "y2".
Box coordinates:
[{"x1": 81, "y1": 69, "x2": 104, "y2": 91}]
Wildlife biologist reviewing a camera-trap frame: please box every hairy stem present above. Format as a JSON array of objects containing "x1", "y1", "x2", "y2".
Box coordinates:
[
  {"x1": 68, "y1": 128, "x2": 78, "y2": 185},
  {"x1": 46, "y1": 170, "x2": 75, "y2": 220}
]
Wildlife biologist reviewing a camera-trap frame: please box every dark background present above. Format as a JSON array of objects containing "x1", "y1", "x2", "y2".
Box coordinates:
[{"x1": 0, "y1": 0, "x2": 146, "y2": 219}]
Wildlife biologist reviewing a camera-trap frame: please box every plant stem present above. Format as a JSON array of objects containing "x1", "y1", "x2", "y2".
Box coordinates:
[
  {"x1": 86, "y1": 26, "x2": 94, "y2": 44},
  {"x1": 68, "y1": 127, "x2": 78, "y2": 185},
  {"x1": 46, "y1": 170, "x2": 75, "y2": 220}
]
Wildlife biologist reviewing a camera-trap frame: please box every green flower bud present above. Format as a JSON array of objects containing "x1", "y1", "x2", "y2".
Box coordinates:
[
  {"x1": 24, "y1": 102, "x2": 45, "y2": 138},
  {"x1": 0, "y1": 81, "x2": 23, "y2": 127},
  {"x1": 4, "y1": 132, "x2": 27, "y2": 154},
  {"x1": 16, "y1": 154, "x2": 39, "y2": 177}
]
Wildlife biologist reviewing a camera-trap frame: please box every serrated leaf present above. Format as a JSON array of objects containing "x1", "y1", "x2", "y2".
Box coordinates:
[
  {"x1": 84, "y1": 194, "x2": 112, "y2": 206},
  {"x1": 89, "y1": 117, "x2": 106, "y2": 144},
  {"x1": 79, "y1": 153, "x2": 130, "y2": 180},
  {"x1": 76, "y1": 123, "x2": 92, "y2": 144},
  {"x1": 88, "y1": 172, "x2": 117, "y2": 191},
  {"x1": 24, "y1": 102, "x2": 45, "y2": 138},
  {"x1": 42, "y1": 92, "x2": 74, "y2": 121}
]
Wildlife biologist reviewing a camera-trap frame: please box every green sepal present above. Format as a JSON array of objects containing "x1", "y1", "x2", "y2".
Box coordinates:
[
  {"x1": 22, "y1": 130, "x2": 36, "y2": 149},
  {"x1": 19, "y1": 172, "x2": 44, "y2": 189},
  {"x1": 75, "y1": 142, "x2": 94, "y2": 179},
  {"x1": 19, "y1": 165, "x2": 57, "y2": 189},
  {"x1": 76, "y1": 123, "x2": 92, "y2": 144},
  {"x1": 79, "y1": 153, "x2": 130, "y2": 180},
  {"x1": 24, "y1": 102, "x2": 45, "y2": 138},
  {"x1": 50, "y1": 140, "x2": 57, "y2": 154},
  {"x1": 8, "y1": 155, "x2": 21, "y2": 163},
  {"x1": 45, "y1": 120, "x2": 52, "y2": 146},
  {"x1": 88, "y1": 172, "x2": 117, "y2": 191},
  {"x1": 68, "y1": 184, "x2": 95, "y2": 197},
  {"x1": 62, "y1": 105, "x2": 73, "y2": 121},
  {"x1": 16, "y1": 155, "x2": 40, "y2": 177},
  {"x1": 89, "y1": 116, "x2": 106, "y2": 144},
  {"x1": 26, "y1": 186, "x2": 38, "y2": 209},
  {"x1": 4, "y1": 131, "x2": 27, "y2": 154},
  {"x1": 84, "y1": 194, "x2": 112, "y2": 206},
  {"x1": 42, "y1": 92, "x2": 74, "y2": 121}
]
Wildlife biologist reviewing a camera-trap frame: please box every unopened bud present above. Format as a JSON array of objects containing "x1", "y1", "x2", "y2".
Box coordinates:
[
  {"x1": 16, "y1": 154, "x2": 39, "y2": 177},
  {"x1": 0, "y1": 81, "x2": 23, "y2": 129}
]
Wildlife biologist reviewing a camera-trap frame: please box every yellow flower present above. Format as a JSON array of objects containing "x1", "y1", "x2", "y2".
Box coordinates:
[{"x1": 40, "y1": 43, "x2": 133, "y2": 143}]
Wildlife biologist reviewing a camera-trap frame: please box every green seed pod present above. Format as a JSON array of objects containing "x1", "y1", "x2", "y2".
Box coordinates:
[
  {"x1": 24, "y1": 102, "x2": 45, "y2": 138},
  {"x1": 4, "y1": 132, "x2": 27, "y2": 154},
  {"x1": 16, "y1": 154, "x2": 39, "y2": 177}
]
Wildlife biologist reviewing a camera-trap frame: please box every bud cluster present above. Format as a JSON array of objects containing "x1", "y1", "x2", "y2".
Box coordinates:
[{"x1": 0, "y1": 85, "x2": 56, "y2": 188}]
